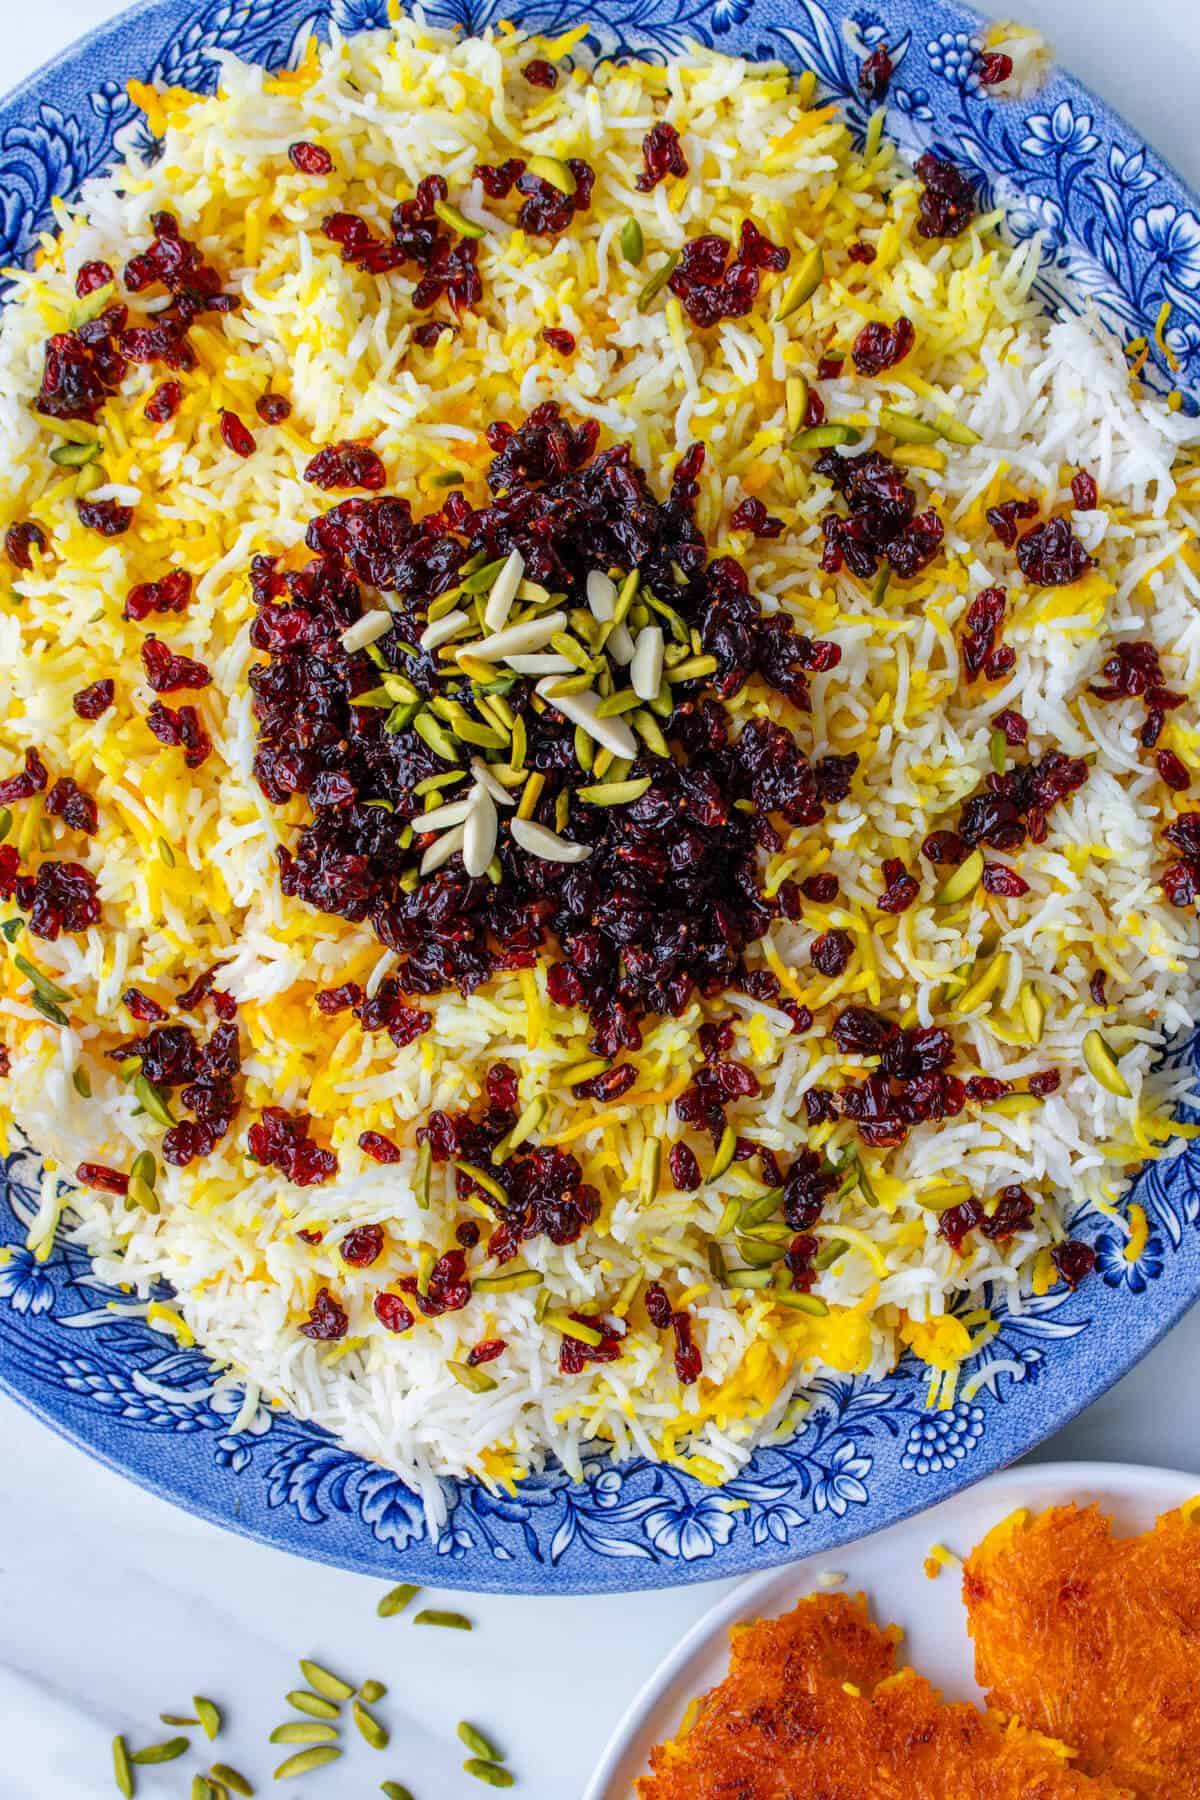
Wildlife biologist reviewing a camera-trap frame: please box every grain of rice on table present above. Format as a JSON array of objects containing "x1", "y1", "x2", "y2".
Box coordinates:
[{"x1": 1, "y1": 19, "x2": 1199, "y2": 1526}]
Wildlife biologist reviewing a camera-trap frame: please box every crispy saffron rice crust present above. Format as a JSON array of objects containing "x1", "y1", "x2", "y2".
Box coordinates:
[{"x1": 2, "y1": 20, "x2": 1200, "y2": 1531}]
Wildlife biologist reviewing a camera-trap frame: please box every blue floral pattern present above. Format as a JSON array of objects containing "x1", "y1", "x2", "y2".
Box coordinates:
[{"x1": 2, "y1": 0, "x2": 1200, "y2": 1591}]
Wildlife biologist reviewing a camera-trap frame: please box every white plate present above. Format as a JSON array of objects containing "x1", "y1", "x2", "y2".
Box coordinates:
[{"x1": 585, "y1": 1460, "x2": 1199, "y2": 1800}]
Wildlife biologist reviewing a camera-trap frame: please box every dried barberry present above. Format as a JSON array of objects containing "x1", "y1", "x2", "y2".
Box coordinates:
[
  {"x1": 146, "y1": 700, "x2": 211, "y2": 768},
  {"x1": 1052, "y1": 1240, "x2": 1096, "y2": 1288},
  {"x1": 305, "y1": 442, "x2": 388, "y2": 490},
  {"x1": 257, "y1": 392, "x2": 292, "y2": 424},
  {"x1": 1017, "y1": 517, "x2": 1093, "y2": 586},
  {"x1": 1071, "y1": 469, "x2": 1099, "y2": 510},
  {"x1": 877, "y1": 857, "x2": 919, "y2": 912},
  {"x1": 141, "y1": 637, "x2": 211, "y2": 693},
  {"x1": 5, "y1": 521, "x2": 47, "y2": 570},
  {"x1": 0, "y1": 748, "x2": 49, "y2": 807},
  {"x1": 542, "y1": 327, "x2": 576, "y2": 355},
  {"x1": 636, "y1": 121, "x2": 688, "y2": 192},
  {"x1": 145, "y1": 380, "x2": 183, "y2": 423},
  {"x1": 220, "y1": 411, "x2": 256, "y2": 458},
  {"x1": 858, "y1": 45, "x2": 893, "y2": 99},
  {"x1": 301, "y1": 1287, "x2": 349, "y2": 1340},
  {"x1": 16, "y1": 861, "x2": 102, "y2": 939},
  {"x1": 730, "y1": 496, "x2": 784, "y2": 538},
  {"x1": 75, "y1": 260, "x2": 114, "y2": 296},
  {"x1": 248, "y1": 1106, "x2": 337, "y2": 1185},
  {"x1": 374, "y1": 1291, "x2": 415, "y2": 1333},
  {"x1": 76, "y1": 496, "x2": 132, "y2": 536},
  {"x1": 851, "y1": 315, "x2": 915, "y2": 376},
  {"x1": 124, "y1": 568, "x2": 191, "y2": 622},
  {"x1": 46, "y1": 776, "x2": 98, "y2": 835},
  {"x1": 667, "y1": 219, "x2": 788, "y2": 328},
  {"x1": 986, "y1": 497, "x2": 1039, "y2": 548},
  {"x1": 982, "y1": 1185, "x2": 1035, "y2": 1239},
  {"x1": 915, "y1": 152, "x2": 976, "y2": 238},
  {"x1": 978, "y1": 50, "x2": 1014, "y2": 85},
  {"x1": 341, "y1": 1224, "x2": 384, "y2": 1266},
  {"x1": 73, "y1": 678, "x2": 114, "y2": 720},
  {"x1": 289, "y1": 141, "x2": 333, "y2": 175},
  {"x1": 811, "y1": 929, "x2": 852, "y2": 976},
  {"x1": 522, "y1": 57, "x2": 557, "y2": 88}
]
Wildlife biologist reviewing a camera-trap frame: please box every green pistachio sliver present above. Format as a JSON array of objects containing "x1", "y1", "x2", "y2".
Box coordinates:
[
  {"x1": 791, "y1": 422, "x2": 863, "y2": 450},
  {"x1": 1083, "y1": 1028, "x2": 1132, "y2": 1098},
  {"x1": 632, "y1": 708, "x2": 669, "y2": 756},
  {"x1": 464, "y1": 1760, "x2": 516, "y2": 1788},
  {"x1": 453, "y1": 1158, "x2": 508, "y2": 1206},
  {"x1": 707, "y1": 1241, "x2": 728, "y2": 1283},
  {"x1": 636, "y1": 251, "x2": 680, "y2": 312},
  {"x1": 560, "y1": 1056, "x2": 609, "y2": 1086},
  {"x1": 449, "y1": 1358, "x2": 498, "y2": 1393},
  {"x1": 299, "y1": 1660, "x2": 355, "y2": 1703},
  {"x1": 708, "y1": 1123, "x2": 738, "y2": 1180},
  {"x1": 413, "y1": 1136, "x2": 432, "y2": 1210},
  {"x1": 814, "y1": 1236, "x2": 849, "y2": 1271},
  {"x1": 433, "y1": 198, "x2": 485, "y2": 238},
  {"x1": 785, "y1": 375, "x2": 809, "y2": 435},
  {"x1": 192, "y1": 1778, "x2": 217, "y2": 1800},
  {"x1": 431, "y1": 468, "x2": 466, "y2": 487},
  {"x1": 459, "y1": 1723, "x2": 505, "y2": 1762},
  {"x1": 127, "y1": 1174, "x2": 159, "y2": 1215},
  {"x1": 576, "y1": 777, "x2": 652, "y2": 806},
  {"x1": 386, "y1": 700, "x2": 422, "y2": 734},
  {"x1": 133, "y1": 1073, "x2": 176, "y2": 1128},
  {"x1": 776, "y1": 243, "x2": 824, "y2": 320},
  {"x1": 620, "y1": 217, "x2": 644, "y2": 264},
  {"x1": 377, "y1": 1581, "x2": 421, "y2": 1618},
  {"x1": 286, "y1": 1690, "x2": 340, "y2": 1721},
  {"x1": 877, "y1": 406, "x2": 940, "y2": 445},
  {"x1": 544, "y1": 1310, "x2": 603, "y2": 1346},
  {"x1": 159, "y1": 1713, "x2": 199, "y2": 1727},
  {"x1": 13, "y1": 953, "x2": 72, "y2": 1006},
  {"x1": 664, "y1": 653, "x2": 718, "y2": 684},
  {"x1": 472, "y1": 1269, "x2": 543, "y2": 1294},
  {"x1": 935, "y1": 847, "x2": 984, "y2": 905},
  {"x1": 461, "y1": 556, "x2": 509, "y2": 595},
  {"x1": 988, "y1": 1091, "x2": 1042, "y2": 1116},
  {"x1": 30, "y1": 990, "x2": 69, "y2": 1027},
  {"x1": 353, "y1": 1700, "x2": 390, "y2": 1750},
  {"x1": 525, "y1": 154, "x2": 576, "y2": 196},
  {"x1": 413, "y1": 1608, "x2": 473, "y2": 1630},
  {"x1": 725, "y1": 1266, "x2": 774, "y2": 1289},
  {"x1": 1019, "y1": 980, "x2": 1045, "y2": 1045},
  {"x1": 359, "y1": 1680, "x2": 388, "y2": 1704},
  {"x1": 210, "y1": 1766, "x2": 254, "y2": 1797},
  {"x1": 0, "y1": 807, "x2": 10, "y2": 844},
  {"x1": 381, "y1": 1785, "x2": 416, "y2": 1800},
  {"x1": 736, "y1": 1233, "x2": 787, "y2": 1267},
  {"x1": 194, "y1": 1694, "x2": 220, "y2": 1738},
  {"x1": 933, "y1": 411, "x2": 981, "y2": 447},
  {"x1": 640, "y1": 1135, "x2": 662, "y2": 1204},
  {"x1": 771, "y1": 1290, "x2": 830, "y2": 1315},
  {"x1": 130, "y1": 1149, "x2": 157, "y2": 1188},
  {"x1": 269, "y1": 1721, "x2": 340, "y2": 1745},
  {"x1": 157, "y1": 835, "x2": 176, "y2": 867},
  {"x1": 130, "y1": 1738, "x2": 189, "y2": 1765},
  {"x1": 490, "y1": 1095, "x2": 548, "y2": 1163},
  {"x1": 593, "y1": 688, "x2": 642, "y2": 719},
  {"x1": 413, "y1": 710, "x2": 461, "y2": 763},
  {"x1": 989, "y1": 728, "x2": 1007, "y2": 774},
  {"x1": 736, "y1": 1186, "x2": 785, "y2": 1231},
  {"x1": 50, "y1": 438, "x2": 101, "y2": 467},
  {"x1": 273, "y1": 1745, "x2": 342, "y2": 1780},
  {"x1": 72, "y1": 1066, "x2": 93, "y2": 1098},
  {"x1": 112, "y1": 1735, "x2": 134, "y2": 1798},
  {"x1": 1, "y1": 916, "x2": 24, "y2": 943}
]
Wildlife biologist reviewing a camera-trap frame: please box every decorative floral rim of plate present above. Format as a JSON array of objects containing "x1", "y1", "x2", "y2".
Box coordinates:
[{"x1": 2, "y1": 0, "x2": 1199, "y2": 1593}]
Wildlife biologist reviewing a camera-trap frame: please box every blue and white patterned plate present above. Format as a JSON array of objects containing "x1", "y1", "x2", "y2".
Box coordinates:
[{"x1": 2, "y1": 0, "x2": 1199, "y2": 1594}]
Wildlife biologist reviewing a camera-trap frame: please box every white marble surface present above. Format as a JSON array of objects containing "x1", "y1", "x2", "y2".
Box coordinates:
[{"x1": 3, "y1": 2, "x2": 1200, "y2": 1795}]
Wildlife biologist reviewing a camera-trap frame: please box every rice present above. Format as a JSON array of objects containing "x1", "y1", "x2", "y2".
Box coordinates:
[{"x1": 1, "y1": 19, "x2": 1198, "y2": 1528}]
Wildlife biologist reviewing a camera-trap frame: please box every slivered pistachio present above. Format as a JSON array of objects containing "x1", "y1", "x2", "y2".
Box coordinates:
[
  {"x1": 385, "y1": 700, "x2": 422, "y2": 734},
  {"x1": 192, "y1": 1778, "x2": 216, "y2": 1800},
  {"x1": 454, "y1": 1159, "x2": 508, "y2": 1205},
  {"x1": 353, "y1": 1701, "x2": 390, "y2": 1750},
  {"x1": 273, "y1": 1746, "x2": 343, "y2": 1780},
  {"x1": 0, "y1": 808, "x2": 10, "y2": 844},
  {"x1": 955, "y1": 950, "x2": 1009, "y2": 1014},
  {"x1": 194, "y1": 1696, "x2": 221, "y2": 1740},
  {"x1": 516, "y1": 771, "x2": 545, "y2": 821},
  {"x1": 414, "y1": 1137, "x2": 432, "y2": 1210},
  {"x1": 716, "y1": 1197, "x2": 741, "y2": 1238},
  {"x1": 415, "y1": 770, "x2": 466, "y2": 797},
  {"x1": 1083, "y1": 1028, "x2": 1132, "y2": 1097},
  {"x1": 933, "y1": 411, "x2": 981, "y2": 447},
  {"x1": 286, "y1": 1691, "x2": 340, "y2": 1722},
  {"x1": 989, "y1": 728, "x2": 1007, "y2": 774},
  {"x1": 464, "y1": 1762, "x2": 515, "y2": 1789},
  {"x1": 785, "y1": 375, "x2": 809, "y2": 435},
  {"x1": 813, "y1": 1236, "x2": 848, "y2": 1270},
  {"x1": 490, "y1": 1095, "x2": 548, "y2": 1163},
  {"x1": 433, "y1": 198, "x2": 485, "y2": 238},
  {"x1": 1018, "y1": 981, "x2": 1045, "y2": 1044},
  {"x1": 632, "y1": 708, "x2": 669, "y2": 756},
  {"x1": 472, "y1": 1269, "x2": 543, "y2": 1293},
  {"x1": 641, "y1": 1136, "x2": 662, "y2": 1203},
  {"x1": 510, "y1": 712, "x2": 528, "y2": 768},
  {"x1": 525, "y1": 153, "x2": 576, "y2": 195},
  {"x1": 269, "y1": 1722, "x2": 339, "y2": 1745},
  {"x1": 112, "y1": 1736, "x2": 134, "y2": 1798},
  {"x1": 449, "y1": 1358, "x2": 498, "y2": 1393},
  {"x1": 13, "y1": 953, "x2": 71, "y2": 1006},
  {"x1": 772, "y1": 1291, "x2": 830, "y2": 1315},
  {"x1": 157, "y1": 835, "x2": 176, "y2": 867},
  {"x1": 620, "y1": 217, "x2": 644, "y2": 264},
  {"x1": 863, "y1": 102, "x2": 886, "y2": 159},
  {"x1": 576, "y1": 777, "x2": 652, "y2": 806},
  {"x1": 377, "y1": 1581, "x2": 421, "y2": 1618},
  {"x1": 791, "y1": 422, "x2": 862, "y2": 450},
  {"x1": 560, "y1": 1056, "x2": 608, "y2": 1085},
  {"x1": 461, "y1": 555, "x2": 508, "y2": 595},
  {"x1": 593, "y1": 688, "x2": 641, "y2": 718},
  {"x1": 776, "y1": 243, "x2": 824, "y2": 320},
  {"x1": 457, "y1": 716, "x2": 507, "y2": 752},
  {"x1": 72, "y1": 1066, "x2": 92, "y2": 1099},
  {"x1": 431, "y1": 468, "x2": 465, "y2": 487},
  {"x1": 935, "y1": 848, "x2": 984, "y2": 905},
  {"x1": 381, "y1": 1785, "x2": 416, "y2": 1800},
  {"x1": 877, "y1": 406, "x2": 940, "y2": 445},
  {"x1": 459, "y1": 1723, "x2": 505, "y2": 1762},
  {"x1": 707, "y1": 1241, "x2": 728, "y2": 1283},
  {"x1": 413, "y1": 711, "x2": 461, "y2": 763},
  {"x1": 736, "y1": 1187, "x2": 784, "y2": 1231},
  {"x1": 545, "y1": 1310, "x2": 603, "y2": 1346},
  {"x1": 299, "y1": 1661, "x2": 355, "y2": 1703},
  {"x1": 709, "y1": 1124, "x2": 737, "y2": 1180},
  {"x1": 988, "y1": 1092, "x2": 1042, "y2": 1115},
  {"x1": 642, "y1": 589, "x2": 690, "y2": 644},
  {"x1": 736, "y1": 1233, "x2": 787, "y2": 1267},
  {"x1": 413, "y1": 1608, "x2": 473, "y2": 1630},
  {"x1": 50, "y1": 438, "x2": 100, "y2": 467},
  {"x1": 210, "y1": 1767, "x2": 254, "y2": 1797},
  {"x1": 547, "y1": 630, "x2": 594, "y2": 671},
  {"x1": 725, "y1": 1267, "x2": 774, "y2": 1289},
  {"x1": 664, "y1": 653, "x2": 718, "y2": 683},
  {"x1": 17, "y1": 798, "x2": 41, "y2": 860},
  {"x1": 160, "y1": 1714, "x2": 199, "y2": 1727},
  {"x1": 130, "y1": 1739, "x2": 189, "y2": 1765},
  {"x1": 359, "y1": 1681, "x2": 387, "y2": 1704},
  {"x1": 555, "y1": 788, "x2": 570, "y2": 833},
  {"x1": 636, "y1": 251, "x2": 680, "y2": 311},
  {"x1": 573, "y1": 722, "x2": 594, "y2": 772},
  {"x1": 128, "y1": 1174, "x2": 159, "y2": 1214},
  {"x1": 133, "y1": 1074, "x2": 176, "y2": 1128}
]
